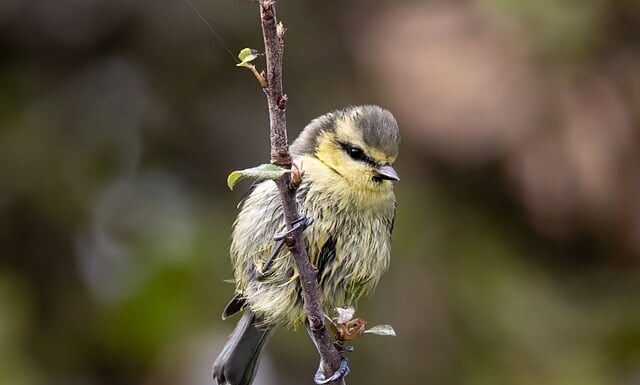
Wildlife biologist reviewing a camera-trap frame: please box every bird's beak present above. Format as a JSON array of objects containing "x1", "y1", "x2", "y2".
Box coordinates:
[{"x1": 373, "y1": 164, "x2": 400, "y2": 181}]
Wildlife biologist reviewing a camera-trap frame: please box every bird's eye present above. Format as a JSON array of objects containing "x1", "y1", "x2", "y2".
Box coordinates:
[{"x1": 346, "y1": 146, "x2": 365, "y2": 161}]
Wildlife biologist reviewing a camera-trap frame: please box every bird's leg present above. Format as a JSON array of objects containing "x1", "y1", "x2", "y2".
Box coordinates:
[
  {"x1": 261, "y1": 215, "x2": 313, "y2": 276},
  {"x1": 260, "y1": 238, "x2": 285, "y2": 276},
  {"x1": 305, "y1": 322, "x2": 350, "y2": 384}
]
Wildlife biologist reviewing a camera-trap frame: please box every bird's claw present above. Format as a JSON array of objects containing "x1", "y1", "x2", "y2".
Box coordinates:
[
  {"x1": 314, "y1": 357, "x2": 349, "y2": 384},
  {"x1": 261, "y1": 215, "x2": 314, "y2": 276},
  {"x1": 273, "y1": 215, "x2": 314, "y2": 241}
]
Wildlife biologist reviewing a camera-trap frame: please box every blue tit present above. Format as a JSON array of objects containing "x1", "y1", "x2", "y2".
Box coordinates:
[{"x1": 213, "y1": 105, "x2": 400, "y2": 385}]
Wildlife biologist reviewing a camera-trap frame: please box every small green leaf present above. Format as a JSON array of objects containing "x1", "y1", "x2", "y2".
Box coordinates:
[
  {"x1": 236, "y1": 48, "x2": 261, "y2": 67},
  {"x1": 364, "y1": 325, "x2": 396, "y2": 337},
  {"x1": 227, "y1": 164, "x2": 289, "y2": 190}
]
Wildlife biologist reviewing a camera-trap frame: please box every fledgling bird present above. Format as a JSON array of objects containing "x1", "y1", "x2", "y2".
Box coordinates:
[{"x1": 213, "y1": 105, "x2": 400, "y2": 385}]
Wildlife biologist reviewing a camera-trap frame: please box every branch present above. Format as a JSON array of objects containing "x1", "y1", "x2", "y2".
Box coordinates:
[{"x1": 257, "y1": 1, "x2": 345, "y2": 384}]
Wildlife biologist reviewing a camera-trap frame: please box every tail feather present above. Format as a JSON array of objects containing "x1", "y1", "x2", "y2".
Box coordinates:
[{"x1": 213, "y1": 312, "x2": 271, "y2": 385}]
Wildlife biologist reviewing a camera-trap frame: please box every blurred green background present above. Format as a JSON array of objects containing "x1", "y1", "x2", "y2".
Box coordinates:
[{"x1": 2, "y1": 0, "x2": 640, "y2": 384}]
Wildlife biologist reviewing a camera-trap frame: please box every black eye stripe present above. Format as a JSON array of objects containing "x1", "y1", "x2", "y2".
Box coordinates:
[{"x1": 339, "y1": 142, "x2": 377, "y2": 166}]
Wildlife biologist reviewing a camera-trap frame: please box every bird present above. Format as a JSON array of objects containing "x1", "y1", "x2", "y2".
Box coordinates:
[{"x1": 212, "y1": 105, "x2": 400, "y2": 385}]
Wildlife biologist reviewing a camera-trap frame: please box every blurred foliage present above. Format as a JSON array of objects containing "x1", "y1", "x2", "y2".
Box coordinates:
[{"x1": 1, "y1": 1, "x2": 640, "y2": 385}]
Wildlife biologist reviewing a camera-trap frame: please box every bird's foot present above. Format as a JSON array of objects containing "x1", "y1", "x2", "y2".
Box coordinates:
[
  {"x1": 314, "y1": 356, "x2": 349, "y2": 385},
  {"x1": 261, "y1": 215, "x2": 314, "y2": 276},
  {"x1": 273, "y1": 215, "x2": 314, "y2": 241}
]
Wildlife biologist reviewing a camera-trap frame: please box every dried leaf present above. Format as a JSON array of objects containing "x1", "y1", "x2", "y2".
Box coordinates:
[
  {"x1": 289, "y1": 161, "x2": 304, "y2": 188},
  {"x1": 364, "y1": 324, "x2": 396, "y2": 337},
  {"x1": 227, "y1": 164, "x2": 289, "y2": 190},
  {"x1": 334, "y1": 307, "x2": 355, "y2": 324},
  {"x1": 338, "y1": 318, "x2": 367, "y2": 341}
]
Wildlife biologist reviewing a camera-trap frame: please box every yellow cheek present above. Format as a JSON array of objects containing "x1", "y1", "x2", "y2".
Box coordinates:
[
  {"x1": 313, "y1": 128, "x2": 394, "y2": 193},
  {"x1": 315, "y1": 132, "x2": 366, "y2": 182},
  {"x1": 315, "y1": 131, "x2": 344, "y2": 173},
  {"x1": 338, "y1": 162, "x2": 370, "y2": 183}
]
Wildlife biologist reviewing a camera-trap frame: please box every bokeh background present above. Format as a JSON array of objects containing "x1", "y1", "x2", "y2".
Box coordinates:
[{"x1": 2, "y1": 0, "x2": 640, "y2": 384}]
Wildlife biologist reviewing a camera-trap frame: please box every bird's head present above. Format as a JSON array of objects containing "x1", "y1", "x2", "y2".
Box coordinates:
[{"x1": 291, "y1": 105, "x2": 400, "y2": 191}]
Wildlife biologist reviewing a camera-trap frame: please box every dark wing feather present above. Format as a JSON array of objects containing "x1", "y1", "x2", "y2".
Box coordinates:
[
  {"x1": 222, "y1": 293, "x2": 246, "y2": 320},
  {"x1": 316, "y1": 236, "x2": 337, "y2": 286}
]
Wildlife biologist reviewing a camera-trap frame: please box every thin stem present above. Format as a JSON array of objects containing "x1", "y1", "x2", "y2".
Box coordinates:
[{"x1": 257, "y1": 1, "x2": 345, "y2": 384}]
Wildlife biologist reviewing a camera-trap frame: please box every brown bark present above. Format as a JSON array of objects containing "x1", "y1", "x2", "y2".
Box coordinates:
[{"x1": 257, "y1": 1, "x2": 345, "y2": 384}]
